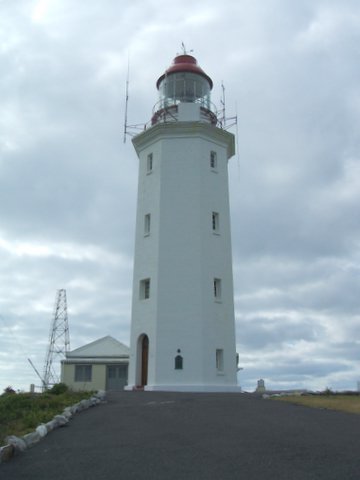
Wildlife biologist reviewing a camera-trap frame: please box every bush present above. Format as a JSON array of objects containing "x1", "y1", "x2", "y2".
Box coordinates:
[
  {"x1": 2, "y1": 386, "x2": 16, "y2": 395},
  {"x1": 49, "y1": 383, "x2": 69, "y2": 395},
  {"x1": 321, "y1": 388, "x2": 333, "y2": 396}
]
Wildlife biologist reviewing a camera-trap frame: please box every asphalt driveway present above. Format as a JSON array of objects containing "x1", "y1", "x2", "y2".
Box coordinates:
[{"x1": 2, "y1": 391, "x2": 360, "y2": 479}]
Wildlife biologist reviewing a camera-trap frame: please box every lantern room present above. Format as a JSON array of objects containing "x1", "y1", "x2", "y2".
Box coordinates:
[{"x1": 152, "y1": 54, "x2": 217, "y2": 125}]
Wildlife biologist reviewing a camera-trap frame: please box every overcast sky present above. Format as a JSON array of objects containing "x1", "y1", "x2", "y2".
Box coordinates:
[{"x1": 1, "y1": 0, "x2": 359, "y2": 393}]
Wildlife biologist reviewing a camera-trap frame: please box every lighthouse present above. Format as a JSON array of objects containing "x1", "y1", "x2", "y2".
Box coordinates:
[{"x1": 126, "y1": 52, "x2": 238, "y2": 391}]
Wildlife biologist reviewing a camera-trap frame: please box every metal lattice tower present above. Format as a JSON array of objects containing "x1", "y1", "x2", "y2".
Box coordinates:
[{"x1": 43, "y1": 289, "x2": 70, "y2": 388}]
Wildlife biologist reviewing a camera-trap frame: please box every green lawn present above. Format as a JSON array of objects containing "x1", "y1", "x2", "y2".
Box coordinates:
[{"x1": 0, "y1": 389, "x2": 93, "y2": 445}]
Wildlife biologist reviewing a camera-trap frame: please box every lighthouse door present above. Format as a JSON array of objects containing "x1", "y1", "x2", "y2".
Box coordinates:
[{"x1": 141, "y1": 335, "x2": 149, "y2": 386}]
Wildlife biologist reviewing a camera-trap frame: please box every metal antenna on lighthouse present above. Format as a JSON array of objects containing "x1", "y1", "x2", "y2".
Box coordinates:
[
  {"x1": 220, "y1": 81, "x2": 226, "y2": 128},
  {"x1": 219, "y1": 81, "x2": 238, "y2": 131},
  {"x1": 123, "y1": 56, "x2": 130, "y2": 143},
  {"x1": 43, "y1": 289, "x2": 70, "y2": 389},
  {"x1": 180, "y1": 42, "x2": 193, "y2": 55}
]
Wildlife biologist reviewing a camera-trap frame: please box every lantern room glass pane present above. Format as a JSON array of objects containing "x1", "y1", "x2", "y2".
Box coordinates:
[{"x1": 159, "y1": 72, "x2": 211, "y2": 109}]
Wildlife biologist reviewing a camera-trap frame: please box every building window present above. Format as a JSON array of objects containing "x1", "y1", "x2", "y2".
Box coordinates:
[
  {"x1": 175, "y1": 355, "x2": 183, "y2": 370},
  {"x1": 140, "y1": 278, "x2": 150, "y2": 300},
  {"x1": 213, "y1": 278, "x2": 222, "y2": 300},
  {"x1": 75, "y1": 365, "x2": 92, "y2": 382},
  {"x1": 210, "y1": 151, "x2": 217, "y2": 170},
  {"x1": 212, "y1": 212, "x2": 219, "y2": 233},
  {"x1": 216, "y1": 349, "x2": 224, "y2": 372},
  {"x1": 144, "y1": 213, "x2": 151, "y2": 236},
  {"x1": 147, "y1": 153, "x2": 153, "y2": 173}
]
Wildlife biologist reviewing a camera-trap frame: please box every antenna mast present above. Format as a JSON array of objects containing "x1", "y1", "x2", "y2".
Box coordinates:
[
  {"x1": 28, "y1": 358, "x2": 46, "y2": 390},
  {"x1": 218, "y1": 81, "x2": 237, "y2": 131},
  {"x1": 123, "y1": 57, "x2": 130, "y2": 143},
  {"x1": 180, "y1": 42, "x2": 193, "y2": 55},
  {"x1": 220, "y1": 82, "x2": 226, "y2": 128},
  {"x1": 43, "y1": 289, "x2": 70, "y2": 388}
]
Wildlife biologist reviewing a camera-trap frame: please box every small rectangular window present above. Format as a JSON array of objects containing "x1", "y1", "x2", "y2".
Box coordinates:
[
  {"x1": 147, "y1": 153, "x2": 153, "y2": 173},
  {"x1": 212, "y1": 212, "x2": 219, "y2": 233},
  {"x1": 216, "y1": 349, "x2": 224, "y2": 372},
  {"x1": 210, "y1": 151, "x2": 217, "y2": 170},
  {"x1": 213, "y1": 278, "x2": 222, "y2": 300},
  {"x1": 175, "y1": 355, "x2": 183, "y2": 370},
  {"x1": 144, "y1": 213, "x2": 151, "y2": 236},
  {"x1": 75, "y1": 365, "x2": 92, "y2": 382},
  {"x1": 140, "y1": 278, "x2": 150, "y2": 300}
]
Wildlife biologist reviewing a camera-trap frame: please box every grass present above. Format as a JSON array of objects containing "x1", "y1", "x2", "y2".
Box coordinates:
[
  {"x1": 274, "y1": 393, "x2": 360, "y2": 415},
  {"x1": 0, "y1": 388, "x2": 94, "y2": 445}
]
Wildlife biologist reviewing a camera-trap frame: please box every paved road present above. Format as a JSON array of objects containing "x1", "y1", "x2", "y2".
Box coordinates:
[{"x1": 2, "y1": 391, "x2": 360, "y2": 479}]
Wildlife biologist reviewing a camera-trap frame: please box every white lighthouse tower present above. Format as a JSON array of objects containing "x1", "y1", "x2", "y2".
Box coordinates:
[{"x1": 126, "y1": 52, "x2": 238, "y2": 391}]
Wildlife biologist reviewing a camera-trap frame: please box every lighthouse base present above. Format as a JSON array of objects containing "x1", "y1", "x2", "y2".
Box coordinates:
[{"x1": 125, "y1": 384, "x2": 242, "y2": 393}]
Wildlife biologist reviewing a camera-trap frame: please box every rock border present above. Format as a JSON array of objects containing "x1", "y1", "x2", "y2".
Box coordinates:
[
  {"x1": 262, "y1": 392, "x2": 304, "y2": 399},
  {"x1": 0, "y1": 390, "x2": 106, "y2": 464}
]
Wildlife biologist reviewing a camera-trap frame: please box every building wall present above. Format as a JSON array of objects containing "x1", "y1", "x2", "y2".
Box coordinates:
[{"x1": 61, "y1": 363, "x2": 106, "y2": 391}]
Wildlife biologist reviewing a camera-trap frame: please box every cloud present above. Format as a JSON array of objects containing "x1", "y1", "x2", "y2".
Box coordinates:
[{"x1": 0, "y1": 0, "x2": 359, "y2": 393}]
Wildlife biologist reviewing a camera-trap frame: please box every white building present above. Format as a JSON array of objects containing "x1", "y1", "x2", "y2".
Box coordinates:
[
  {"x1": 126, "y1": 53, "x2": 238, "y2": 392},
  {"x1": 61, "y1": 336, "x2": 129, "y2": 391}
]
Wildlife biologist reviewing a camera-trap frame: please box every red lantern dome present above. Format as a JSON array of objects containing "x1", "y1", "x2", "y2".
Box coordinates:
[{"x1": 156, "y1": 54, "x2": 213, "y2": 90}]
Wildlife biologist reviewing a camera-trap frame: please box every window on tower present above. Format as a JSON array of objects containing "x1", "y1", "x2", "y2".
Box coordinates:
[
  {"x1": 147, "y1": 153, "x2": 153, "y2": 173},
  {"x1": 210, "y1": 151, "x2": 217, "y2": 170},
  {"x1": 175, "y1": 355, "x2": 183, "y2": 370},
  {"x1": 216, "y1": 349, "x2": 224, "y2": 372},
  {"x1": 213, "y1": 278, "x2": 222, "y2": 300},
  {"x1": 144, "y1": 214, "x2": 151, "y2": 236},
  {"x1": 212, "y1": 212, "x2": 219, "y2": 233},
  {"x1": 140, "y1": 278, "x2": 151, "y2": 300}
]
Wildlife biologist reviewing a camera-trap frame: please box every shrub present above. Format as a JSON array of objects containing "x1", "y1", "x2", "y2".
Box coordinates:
[
  {"x1": 342, "y1": 390, "x2": 360, "y2": 396},
  {"x1": 49, "y1": 383, "x2": 69, "y2": 395},
  {"x1": 3, "y1": 386, "x2": 16, "y2": 395},
  {"x1": 321, "y1": 388, "x2": 333, "y2": 396}
]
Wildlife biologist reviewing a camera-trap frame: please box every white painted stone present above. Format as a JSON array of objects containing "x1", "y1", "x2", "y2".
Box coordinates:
[
  {"x1": 5, "y1": 436, "x2": 27, "y2": 452},
  {"x1": 62, "y1": 408, "x2": 73, "y2": 419},
  {"x1": 78, "y1": 399, "x2": 91, "y2": 410},
  {"x1": 35, "y1": 424, "x2": 47, "y2": 438},
  {"x1": 70, "y1": 403, "x2": 80, "y2": 414},
  {"x1": 45, "y1": 419, "x2": 58, "y2": 432},
  {"x1": 53, "y1": 415, "x2": 68, "y2": 426},
  {"x1": 22, "y1": 431, "x2": 41, "y2": 448},
  {"x1": 95, "y1": 390, "x2": 106, "y2": 400}
]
